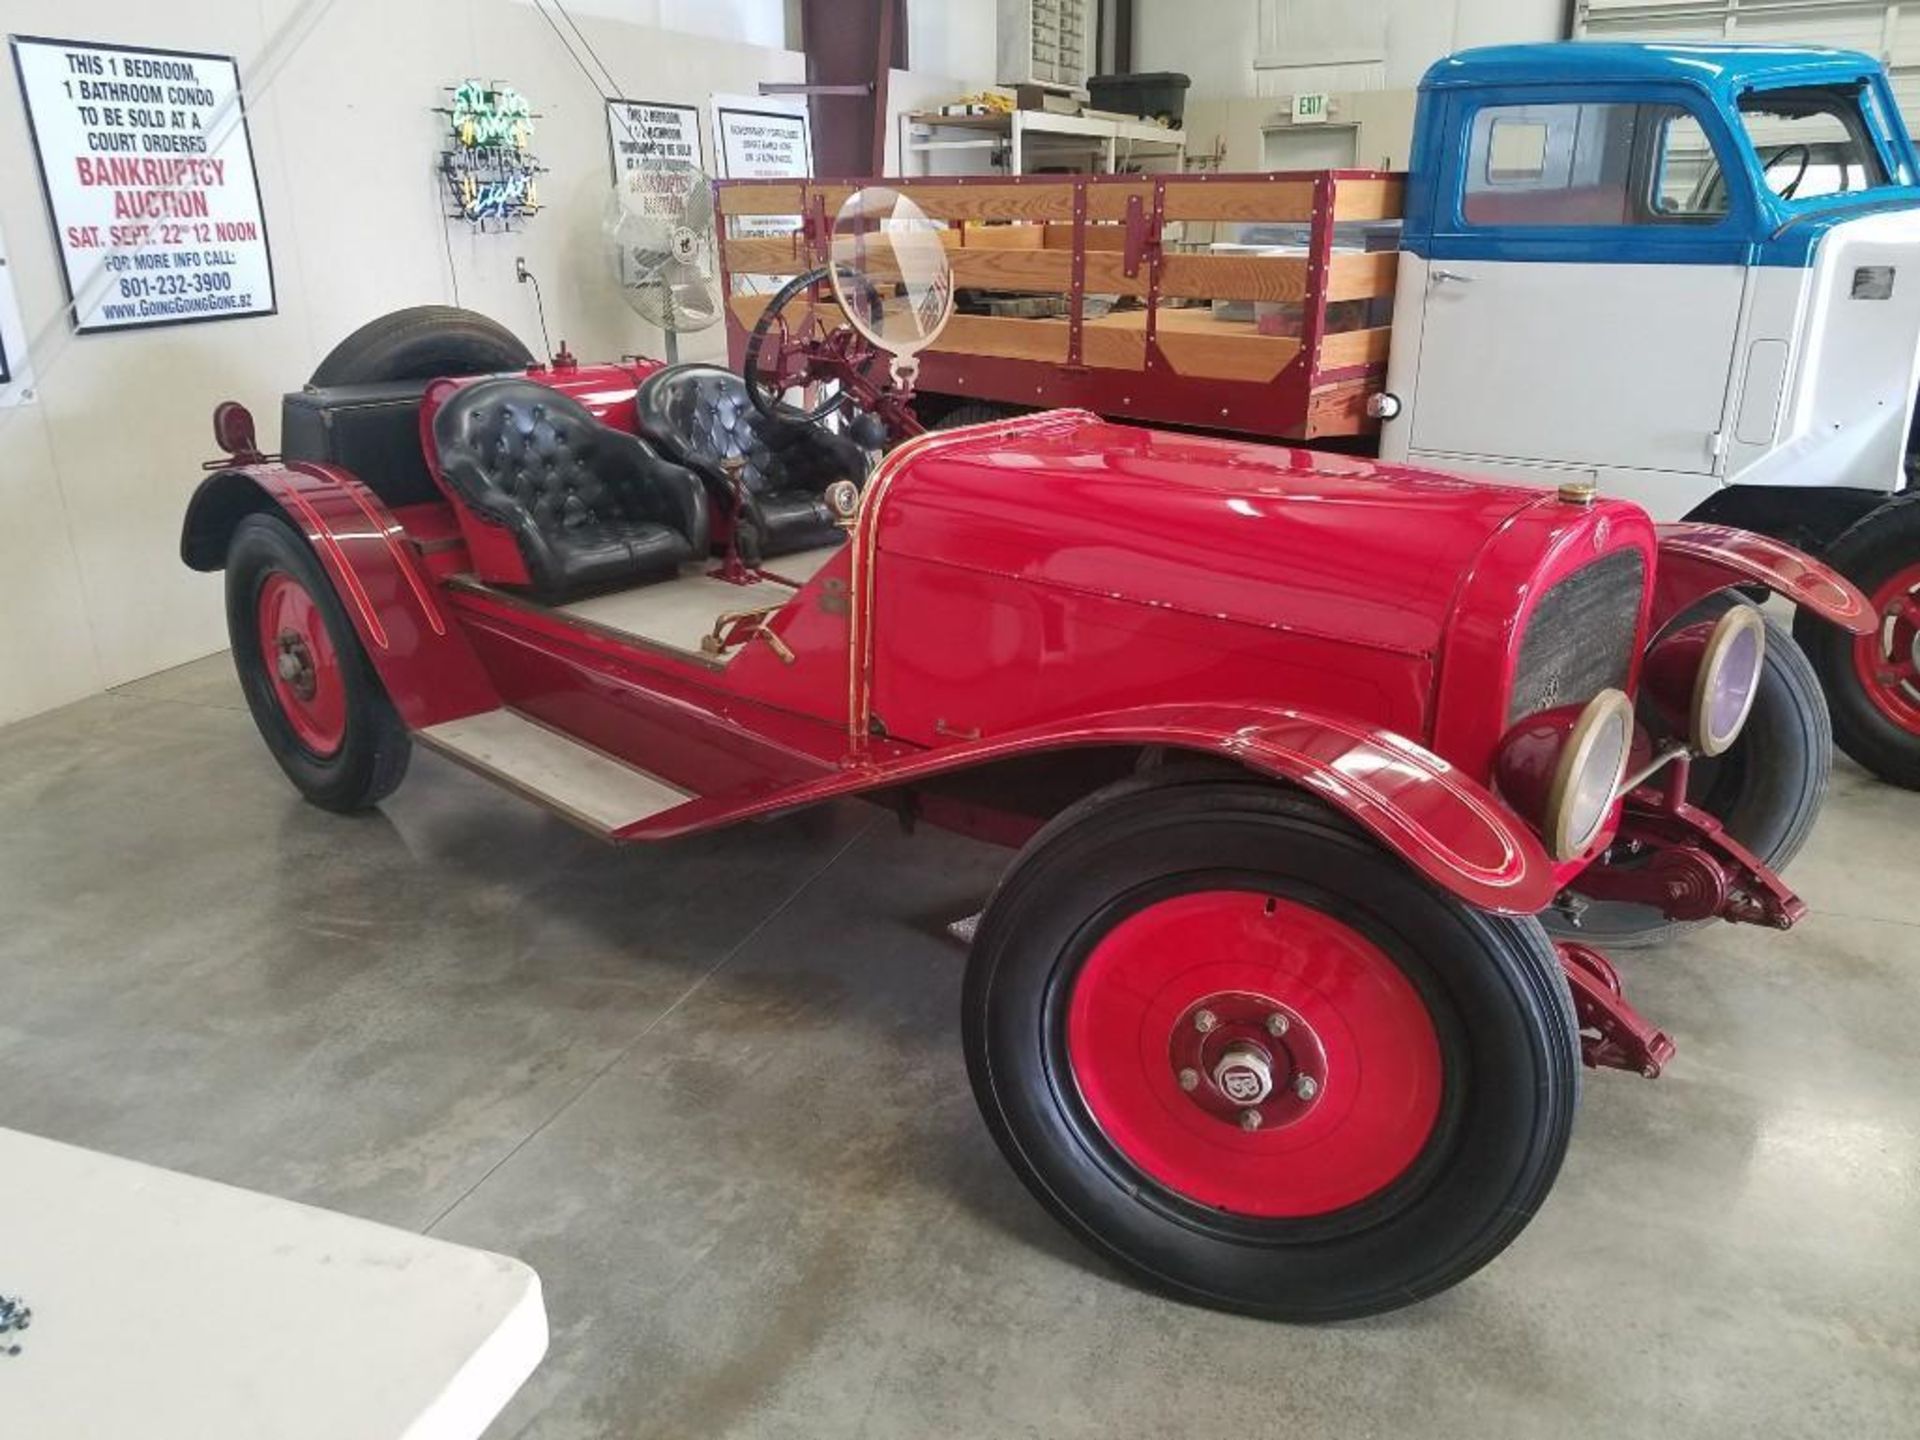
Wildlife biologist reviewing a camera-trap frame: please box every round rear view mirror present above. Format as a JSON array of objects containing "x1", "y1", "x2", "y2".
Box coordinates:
[{"x1": 828, "y1": 188, "x2": 953, "y2": 358}]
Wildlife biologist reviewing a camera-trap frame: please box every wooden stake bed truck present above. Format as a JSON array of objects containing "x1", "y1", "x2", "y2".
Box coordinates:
[{"x1": 718, "y1": 169, "x2": 1401, "y2": 443}]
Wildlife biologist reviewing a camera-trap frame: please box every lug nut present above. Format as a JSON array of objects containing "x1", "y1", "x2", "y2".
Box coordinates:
[
  {"x1": 1265, "y1": 1012, "x2": 1289, "y2": 1037},
  {"x1": 1239, "y1": 1109, "x2": 1263, "y2": 1132},
  {"x1": 1293, "y1": 1074, "x2": 1319, "y2": 1101},
  {"x1": 1193, "y1": 1009, "x2": 1218, "y2": 1034},
  {"x1": 1177, "y1": 1068, "x2": 1199, "y2": 1092}
]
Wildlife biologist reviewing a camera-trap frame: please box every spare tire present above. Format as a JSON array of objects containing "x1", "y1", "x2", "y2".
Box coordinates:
[{"x1": 308, "y1": 306, "x2": 534, "y2": 387}]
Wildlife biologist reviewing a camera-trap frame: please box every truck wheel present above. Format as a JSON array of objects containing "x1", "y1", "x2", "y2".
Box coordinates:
[
  {"x1": 1555, "y1": 602, "x2": 1828, "y2": 947},
  {"x1": 226, "y1": 514, "x2": 411, "y2": 812},
  {"x1": 308, "y1": 305, "x2": 533, "y2": 386},
  {"x1": 963, "y1": 773, "x2": 1579, "y2": 1322},
  {"x1": 1795, "y1": 494, "x2": 1920, "y2": 789}
]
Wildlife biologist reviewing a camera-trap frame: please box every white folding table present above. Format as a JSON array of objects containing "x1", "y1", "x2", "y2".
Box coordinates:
[{"x1": 0, "y1": 1128, "x2": 546, "y2": 1439}]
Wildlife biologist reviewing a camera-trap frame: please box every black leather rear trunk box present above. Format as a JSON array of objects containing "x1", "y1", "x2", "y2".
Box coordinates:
[{"x1": 281, "y1": 380, "x2": 438, "y2": 508}]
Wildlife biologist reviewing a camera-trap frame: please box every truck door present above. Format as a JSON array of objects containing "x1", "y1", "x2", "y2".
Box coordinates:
[{"x1": 1399, "y1": 91, "x2": 1756, "y2": 489}]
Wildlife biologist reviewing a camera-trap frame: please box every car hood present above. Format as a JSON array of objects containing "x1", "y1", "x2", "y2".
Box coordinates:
[{"x1": 873, "y1": 410, "x2": 1548, "y2": 657}]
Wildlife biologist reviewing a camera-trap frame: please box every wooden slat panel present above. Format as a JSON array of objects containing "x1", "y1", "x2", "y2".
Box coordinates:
[
  {"x1": 718, "y1": 183, "x2": 807, "y2": 216},
  {"x1": 1081, "y1": 324, "x2": 1147, "y2": 371},
  {"x1": 1156, "y1": 326, "x2": 1300, "y2": 382},
  {"x1": 1159, "y1": 180, "x2": 1316, "y2": 222},
  {"x1": 1080, "y1": 252, "x2": 1151, "y2": 297},
  {"x1": 948, "y1": 248, "x2": 1075, "y2": 291},
  {"x1": 726, "y1": 236, "x2": 814, "y2": 276},
  {"x1": 809, "y1": 183, "x2": 857, "y2": 214},
  {"x1": 1094, "y1": 309, "x2": 1300, "y2": 382},
  {"x1": 1078, "y1": 224, "x2": 1128, "y2": 251},
  {"x1": 1333, "y1": 178, "x2": 1404, "y2": 222},
  {"x1": 959, "y1": 224, "x2": 1047, "y2": 250},
  {"x1": 887, "y1": 183, "x2": 1076, "y2": 221},
  {"x1": 1085, "y1": 181, "x2": 1153, "y2": 222},
  {"x1": 728, "y1": 294, "x2": 846, "y2": 328},
  {"x1": 1325, "y1": 251, "x2": 1398, "y2": 302},
  {"x1": 1317, "y1": 326, "x2": 1393, "y2": 369},
  {"x1": 1159, "y1": 253, "x2": 1310, "y2": 303},
  {"x1": 930, "y1": 314, "x2": 1070, "y2": 363}
]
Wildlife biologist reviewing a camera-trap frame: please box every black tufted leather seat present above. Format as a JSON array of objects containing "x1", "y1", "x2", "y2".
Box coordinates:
[
  {"x1": 433, "y1": 378, "x2": 709, "y2": 601},
  {"x1": 633, "y1": 364, "x2": 870, "y2": 560}
]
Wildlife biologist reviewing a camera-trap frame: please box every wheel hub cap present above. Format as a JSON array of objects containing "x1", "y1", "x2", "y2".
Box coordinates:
[
  {"x1": 275, "y1": 633, "x2": 316, "y2": 699},
  {"x1": 1167, "y1": 991, "x2": 1328, "y2": 1131},
  {"x1": 1212, "y1": 1043, "x2": 1272, "y2": 1105}
]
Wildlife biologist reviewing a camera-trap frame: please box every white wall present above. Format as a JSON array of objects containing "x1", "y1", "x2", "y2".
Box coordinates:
[
  {"x1": 0, "y1": 0, "x2": 993, "y2": 725},
  {"x1": 1138, "y1": 0, "x2": 1566, "y2": 98}
]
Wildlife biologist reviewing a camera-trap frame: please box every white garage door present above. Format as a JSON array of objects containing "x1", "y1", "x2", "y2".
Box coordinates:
[{"x1": 1575, "y1": 2, "x2": 1920, "y2": 133}]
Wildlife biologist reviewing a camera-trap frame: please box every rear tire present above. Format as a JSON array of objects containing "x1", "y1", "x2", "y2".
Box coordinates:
[
  {"x1": 1795, "y1": 494, "x2": 1920, "y2": 790},
  {"x1": 963, "y1": 773, "x2": 1580, "y2": 1322},
  {"x1": 226, "y1": 513, "x2": 411, "y2": 812},
  {"x1": 1554, "y1": 601, "x2": 1829, "y2": 947},
  {"x1": 308, "y1": 305, "x2": 533, "y2": 386}
]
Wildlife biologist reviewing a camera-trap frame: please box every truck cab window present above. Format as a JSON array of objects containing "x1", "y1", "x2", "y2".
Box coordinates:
[
  {"x1": 1463, "y1": 102, "x2": 1723, "y2": 227},
  {"x1": 1736, "y1": 85, "x2": 1889, "y2": 201},
  {"x1": 1653, "y1": 112, "x2": 1728, "y2": 218}
]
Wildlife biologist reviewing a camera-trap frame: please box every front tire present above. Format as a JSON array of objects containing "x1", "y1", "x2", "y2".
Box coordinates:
[
  {"x1": 1795, "y1": 494, "x2": 1920, "y2": 790},
  {"x1": 963, "y1": 773, "x2": 1580, "y2": 1322},
  {"x1": 227, "y1": 513, "x2": 411, "y2": 812}
]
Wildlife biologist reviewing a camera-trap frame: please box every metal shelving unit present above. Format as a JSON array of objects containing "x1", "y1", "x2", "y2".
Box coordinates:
[{"x1": 898, "y1": 108, "x2": 1187, "y2": 177}]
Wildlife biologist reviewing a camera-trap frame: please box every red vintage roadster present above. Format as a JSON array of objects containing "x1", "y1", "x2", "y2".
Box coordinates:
[{"x1": 182, "y1": 191, "x2": 1873, "y2": 1321}]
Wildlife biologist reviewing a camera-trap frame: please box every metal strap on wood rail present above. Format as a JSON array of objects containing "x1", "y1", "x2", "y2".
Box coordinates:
[{"x1": 1067, "y1": 181, "x2": 1088, "y2": 368}]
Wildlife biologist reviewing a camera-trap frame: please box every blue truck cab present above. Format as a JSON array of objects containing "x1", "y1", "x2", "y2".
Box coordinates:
[{"x1": 1379, "y1": 42, "x2": 1920, "y2": 544}]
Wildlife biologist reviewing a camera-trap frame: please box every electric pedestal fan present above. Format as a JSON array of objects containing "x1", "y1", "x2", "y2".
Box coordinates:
[{"x1": 602, "y1": 158, "x2": 722, "y2": 362}]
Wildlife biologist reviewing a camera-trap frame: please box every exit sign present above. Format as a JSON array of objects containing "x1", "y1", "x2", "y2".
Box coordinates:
[{"x1": 1293, "y1": 92, "x2": 1329, "y2": 124}]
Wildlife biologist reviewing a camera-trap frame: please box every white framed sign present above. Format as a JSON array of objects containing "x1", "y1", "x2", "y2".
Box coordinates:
[
  {"x1": 9, "y1": 35, "x2": 276, "y2": 334},
  {"x1": 712, "y1": 94, "x2": 810, "y2": 181},
  {"x1": 712, "y1": 94, "x2": 810, "y2": 241},
  {"x1": 0, "y1": 221, "x2": 35, "y2": 406},
  {"x1": 606, "y1": 99, "x2": 702, "y2": 184}
]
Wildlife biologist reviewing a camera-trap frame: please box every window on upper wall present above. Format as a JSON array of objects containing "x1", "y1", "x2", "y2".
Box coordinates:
[{"x1": 1462, "y1": 101, "x2": 1728, "y2": 227}]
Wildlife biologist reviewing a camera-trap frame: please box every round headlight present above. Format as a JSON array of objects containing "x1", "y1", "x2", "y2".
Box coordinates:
[
  {"x1": 1692, "y1": 606, "x2": 1766, "y2": 757},
  {"x1": 1544, "y1": 689, "x2": 1634, "y2": 860}
]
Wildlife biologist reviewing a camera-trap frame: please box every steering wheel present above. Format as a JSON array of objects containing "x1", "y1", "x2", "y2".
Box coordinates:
[
  {"x1": 740, "y1": 266, "x2": 869, "y2": 424},
  {"x1": 1761, "y1": 142, "x2": 1813, "y2": 201}
]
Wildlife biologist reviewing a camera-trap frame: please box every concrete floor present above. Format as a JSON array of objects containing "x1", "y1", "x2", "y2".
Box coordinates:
[{"x1": 3, "y1": 652, "x2": 1917, "y2": 1439}]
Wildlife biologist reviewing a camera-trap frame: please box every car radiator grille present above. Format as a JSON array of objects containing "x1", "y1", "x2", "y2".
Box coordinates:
[{"x1": 1506, "y1": 549, "x2": 1645, "y2": 724}]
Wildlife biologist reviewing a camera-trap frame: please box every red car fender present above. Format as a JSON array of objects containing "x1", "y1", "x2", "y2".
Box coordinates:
[
  {"x1": 623, "y1": 702, "x2": 1557, "y2": 916},
  {"x1": 181, "y1": 462, "x2": 498, "y2": 727},
  {"x1": 1652, "y1": 522, "x2": 1875, "y2": 635}
]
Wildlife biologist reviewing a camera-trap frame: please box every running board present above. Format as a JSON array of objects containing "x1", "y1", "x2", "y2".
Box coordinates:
[{"x1": 415, "y1": 710, "x2": 692, "y2": 839}]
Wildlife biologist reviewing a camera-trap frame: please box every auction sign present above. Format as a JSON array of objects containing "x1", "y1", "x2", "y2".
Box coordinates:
[
  {"x1": 9, "y1": 35, "x2": 276, "y2": 333},
  {"x1": 606, "y1": 99, "x2": 702, "y2": 185}
]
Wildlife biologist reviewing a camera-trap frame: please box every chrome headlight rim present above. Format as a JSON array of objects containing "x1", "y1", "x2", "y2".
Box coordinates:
[
  {"x1": 1691, "y1": 605, "x2": 1767, "y2": 758},
  {"x1": 1543, "y1": 688, "x2": 1635, "y2": 861}
]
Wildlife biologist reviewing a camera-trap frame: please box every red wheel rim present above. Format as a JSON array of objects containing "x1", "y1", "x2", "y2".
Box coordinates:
[
  {"x1": 1850, "y1": 560, "x2": 1920, "y2": 735},
  {"x1": 1065, "y1": 890, "x2": 1444, "y2": 1218},
  {"x1": 256, "y1": 572, "x2": 347, "y2": 756}
]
